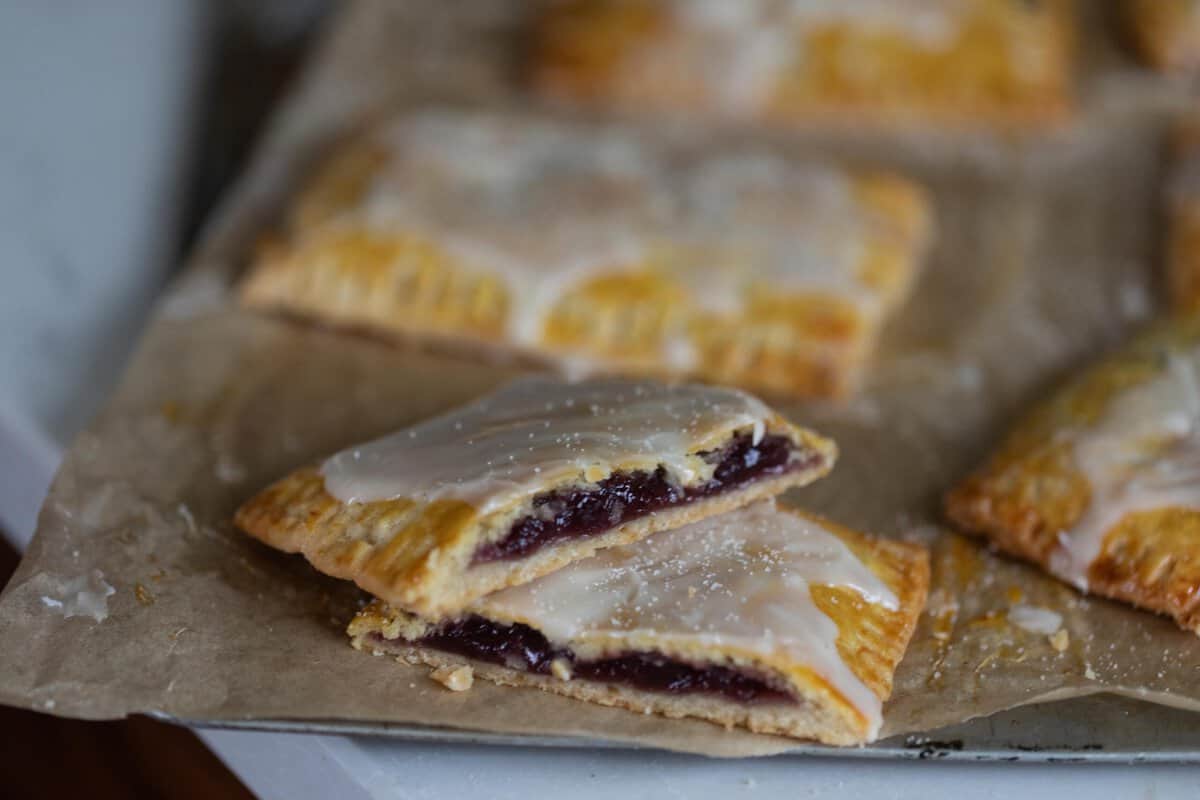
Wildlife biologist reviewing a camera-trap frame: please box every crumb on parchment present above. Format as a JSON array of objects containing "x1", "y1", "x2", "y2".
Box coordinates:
[
  {"x1": 1049, "y1": 628, "x2": 1070, "y2": 653},
  {"x1": 431, "y1": 664, "x2": 474, "y2": 692}
]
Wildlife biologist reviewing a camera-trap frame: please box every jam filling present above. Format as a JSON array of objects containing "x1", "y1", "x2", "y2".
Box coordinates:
[
  {"x1": 404, "y1": 615, "x2": 795, "y2": 705},
  {"x1": 472, "y1": 432, "x2": 809, "y2": 564}
]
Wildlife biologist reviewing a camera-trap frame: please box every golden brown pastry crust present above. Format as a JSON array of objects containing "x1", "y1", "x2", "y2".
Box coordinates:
[
  {"x1": 348, "y1": 509, "x2": 930, "y2": 745},
  {"x1": 945, "y1": 317, "x2": 1200, "y2": 634},
  {"x1": 1124, "y1": 0, "x2": 1200, "y2": 73},
  {"x1": 236, "y1": 408, "x2": 835, "y2": 618},
  {"x1": 240, "y1": 110, "x2": 932, "y2": 400},
  {"x1": 530, "y1": 0, "x2": 1075, "y2": 131}
]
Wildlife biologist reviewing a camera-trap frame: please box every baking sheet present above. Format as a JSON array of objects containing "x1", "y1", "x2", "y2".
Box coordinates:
[
  {"x1": 1, "y1": 0, "x2": 1199, "y2": 760},
  {"x1": 179, "y1": 694, "x2": 1200, "y2": 764}
]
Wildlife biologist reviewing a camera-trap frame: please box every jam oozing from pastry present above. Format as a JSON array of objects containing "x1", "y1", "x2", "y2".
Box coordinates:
[
  {"x1": 471, "y1": 432, "x2": 807, "y2": 564},
  {"x1": 405, "y1": 616, "x2": 795, "y2": 704}
]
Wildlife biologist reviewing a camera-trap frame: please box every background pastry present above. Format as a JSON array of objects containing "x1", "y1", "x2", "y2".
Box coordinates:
[
  {"x1": 946, "y1": 317, "x2": 1200, "y2": 634},
  {"x1": 531, "y1": 0, "x2": 1076, "y2": 130},
  {"x1": 241, "y1": 109, "x2": 932, "y2": 399}
]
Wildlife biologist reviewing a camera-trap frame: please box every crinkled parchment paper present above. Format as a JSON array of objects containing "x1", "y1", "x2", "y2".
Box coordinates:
[{"x1": 1, "y1": 0, "x2": 1199, "y2": 758}]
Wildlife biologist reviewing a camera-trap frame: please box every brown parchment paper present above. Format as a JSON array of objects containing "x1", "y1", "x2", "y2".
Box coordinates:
[{"x1": 1, "y1": 0, "x2": 1199, "y2": 759}]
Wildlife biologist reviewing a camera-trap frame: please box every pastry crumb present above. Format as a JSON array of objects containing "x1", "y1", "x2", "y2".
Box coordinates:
[
  {"x1": 550, "y1": 658, "x2": 573, "y2": 681},
  {"x1": 134, "y1": 583, "x2": 155, "y2": 606},
  {"x1": 1084, "y1": 664, "x2": 1097, "y2": 680},
  {"x1": 1049, "y1": 628, "x2": 1070, "y2": 652},
  {"x1": 431, "y1": 664, "x2": 474, "y2": 692}
]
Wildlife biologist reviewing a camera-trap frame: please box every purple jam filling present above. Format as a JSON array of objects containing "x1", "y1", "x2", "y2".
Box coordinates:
[
  {"x1": 471, "y1": 432, "x2": 810, "y2": 564},
  {"x1": 407, "y1": 615, "x2": 795, "y2": 705}
]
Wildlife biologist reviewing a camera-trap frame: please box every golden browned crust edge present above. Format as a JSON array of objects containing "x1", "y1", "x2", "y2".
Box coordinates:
[{"x1": 804, "y1": 515, "x2": 930, "y2": 704}]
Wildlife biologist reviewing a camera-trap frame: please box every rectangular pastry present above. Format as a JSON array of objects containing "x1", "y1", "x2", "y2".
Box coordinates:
[
  {"x1": 235, "y1": 377, "x2": 836, "y2": 617},
  {"x1": 531, "y1": 0, "x2": 1075, "y2": 130},
  {"x1": 240, "y1": 109, "x2": 932, "y2": 399},
  {"x1": 945, "y1": 317, "x2": 1200, "y2": 634},
  {"x1": 1167, "y1": 117, "x2": 1200, "y2": 313},
  {"x1": 1124, "y1": 0, "x2": 1200, "y2": 73},
  {"x1": 349, "y1": 501, "x2": 930, "y2": 745}
]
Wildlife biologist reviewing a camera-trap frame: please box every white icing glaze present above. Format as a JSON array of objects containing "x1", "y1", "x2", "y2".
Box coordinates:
[
  {"x1": 321, "y1": 377, "x2": 778, "y2": 512},
  {"x1": 1049, "y1": 345, "x2": 1200, "y2": 590},
  {"x1": 679, "y1": 155, "x2": 869, "y2": 302},
  {"x1": 670, "y1": 0, "x2": 971, "y2": 111},
  {"x1": 38, "y1": 570, "x2": 115, "y2": 623},
  {"x1": 781, "y1": 0, "x2": 968, "y2": 47},
  {"x1": 476, "y1": 501, "x2": 898, "y2": 735},
  {"x1": 358, "y1": 114, "x2": 666, "y2": 348},
  {"x1": 325, "y1": 111, "x2": 887, "y2": 366},
  {"x1": 675, "y1": 1, "x2": 798, "y2": 113},
  {"x1": 1007, "y1": 604, "x2": 1063, "y2": 635}
]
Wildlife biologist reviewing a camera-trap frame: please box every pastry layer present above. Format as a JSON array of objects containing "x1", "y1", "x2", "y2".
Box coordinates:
[
  {"x1": 1124, "y1": 0, "x2": 1200, "y2": 73},
  {"x1": 236, "y1": 378, "x2": 836, "y2": 617},
  {"x1": 946, "y1": 317, "x2": 1200, "y2": 634},
  {"x1": 531, "y1": 0, "x2": 1075, "y2": 130},
  {"x1": 349, "y1": 502, "x2": 930, "y2": 744},
  {"x1": 240, "y1": 108, "x2": 932, "y2": 399}
]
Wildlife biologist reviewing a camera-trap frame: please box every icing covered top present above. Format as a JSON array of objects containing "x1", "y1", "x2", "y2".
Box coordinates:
[
  {"x1": 330, "y1": 111, "x2": 888, "y2": 353},
  {"x1": 672, "y1": 0, "x2": 970, "y2": 110},
  {"x1": 1051, "y1": 345, "x2": 1200, "y2": 589},
  {"x1": 476, "y1": 501, "x2": 898, "y2": 735},
  {"x1": 321, "y1": 377, "x2": 779, "y2": 512},
  {"x1": 678, "y1": 0, "x2": 969, "y2": 45}
]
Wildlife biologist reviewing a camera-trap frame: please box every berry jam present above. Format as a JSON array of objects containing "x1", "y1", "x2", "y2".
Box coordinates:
[
  {"x1": 411, "y1": 616, "x2": 794, "y2": 704},
  {"x1": 471, "y1": 433, "x2": 808, "y2": 564}
]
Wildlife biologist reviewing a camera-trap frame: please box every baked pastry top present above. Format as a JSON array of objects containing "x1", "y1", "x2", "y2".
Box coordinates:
[
  {"x1": 241, "y1": 109, "x2": 932, "y2": 399},
  {"x1": 236, "y1": 377, "x2": 836, "y2": 617},
  {"x1": 350, "y1": 501, "x2": 930, "y2": 745},
  {"x1": 531, "y1": 0, "x2": 1075, "y2": 129},
  {"x1": 946, "y1": 317, "x2": 1200, "y2": 634},
  {"x1": 1124, "y1": 0, "x2": 1200, "y2": 73},
  {"x1": 1167, "y1": 117, "x2": 1200, "y2": 313}
]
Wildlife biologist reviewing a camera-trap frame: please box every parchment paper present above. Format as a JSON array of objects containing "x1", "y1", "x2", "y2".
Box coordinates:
[{"x1": 1, "y1": 0, "x2": 1199, "y2": 758}]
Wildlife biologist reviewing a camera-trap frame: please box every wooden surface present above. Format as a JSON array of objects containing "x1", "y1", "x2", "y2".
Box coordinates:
[{"x1": 0, "y1": 538, "x2": 255, "y2": 800}]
